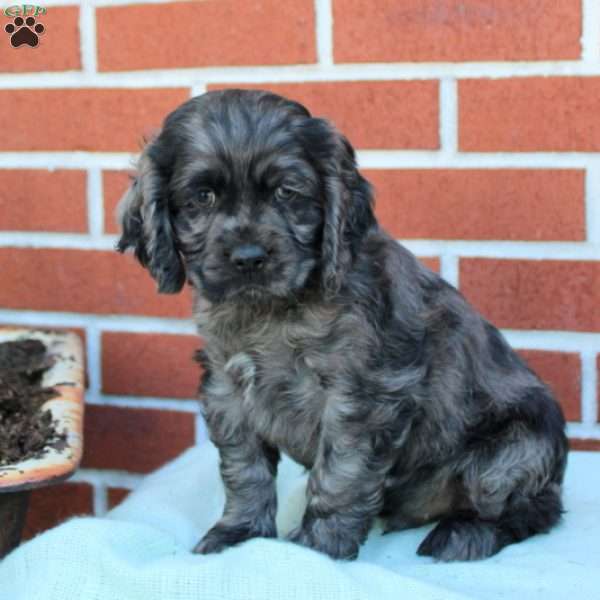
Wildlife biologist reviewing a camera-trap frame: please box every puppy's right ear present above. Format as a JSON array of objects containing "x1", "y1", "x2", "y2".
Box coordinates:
[
  {"x1": 116, "y1": 147, "x2": 186, "y2": 294},
  {"x1": 116, "y1": 169, "x2": 148, "y2": 267}
]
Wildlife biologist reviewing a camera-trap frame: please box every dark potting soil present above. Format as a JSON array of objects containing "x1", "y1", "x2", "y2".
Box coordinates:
[{"x1": 0, "y1": 339, "x2": 66, "y2": 467}]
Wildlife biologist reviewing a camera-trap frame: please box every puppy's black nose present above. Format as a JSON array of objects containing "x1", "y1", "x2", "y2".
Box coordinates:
[{"x1": 230, "y1": 244, "x2": 268, "y2": 272}]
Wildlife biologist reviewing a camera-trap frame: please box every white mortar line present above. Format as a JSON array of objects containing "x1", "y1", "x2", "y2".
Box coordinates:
[
  {"x1": 582, "y1": 0, "x2": 600, "y2": 63},
  {"x1": 5, "y1": 61, "x2": 600, "y2": 89},
  {"x1": 79, "y1": 1, "x2": 97, "y2": 74},
  {"x1": 586, "y1": 166, "x2": 600, "y2": 243},
  {"x1": 0, "y1": 309, "x2": 196, "y2": 334},
  {"x1": 503, "y1": 331, "x2": 600, "y2": 353},
  {"x1": 190, "y1": 82, "x2": 207, "y2": 98},
  {"x1": 0, "y1": 59, "x2": 600, "y2": 89},
  {"x1": 566, "y1": 423, "x2": 600, "y2": 440},
  {"x1": 566, "y1": 423, "x2": 600, "y2": 438},
  {"x1": 0, "y1": 153, "x2": 136, "y2": 169},
  {"x1": 95, "y1": 395, "x2": 201, "y2": 413},
  {"x1": 3, "y1": 151, "x2": 600, "y2": 170},
  {"x1": 315, "y1": 0, "x2": 333, "y2": 67},
  {"x1": 356, "y1": 151, "x2": 600, "y2": 169},
  {"x1": 439, "y1": 78, "x2": 457, "y2": 156},
  {"x1": 439, "y1": 255, "x2": 459, "y2": 287},
  {"x1": 400, "y1": 240, "x2": 600, "y2": 260},
  {"x1": 86, "y1": 323, "x2": 102, "y2": 399},
  {"x1": 93, "y1": 318, "x2": 197, "y2": 335},
  {"x1": 569, "y1": 422, "x2": 600, "y2": 434},
  {"x1": 87, "y1": 168, "x2": 104, "y2": 237},
  {"x1": 581, "y1": 351, "x2": 599, "y2": 425},
  {"x1": 0, "y1": 233, "x2": 118, "y2": 249},
  {"x1": 422, "y1": 60, "x2": 467, "y2": 283}
]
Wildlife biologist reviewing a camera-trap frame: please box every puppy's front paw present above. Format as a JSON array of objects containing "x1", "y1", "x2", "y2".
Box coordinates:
[
  {"x1": 193, "y1": 525, "x2": 233, "y2": 554},
  {"x1": 193, "y1": 521, "x2": 276, "y2": 555},
  {"x1": 286, "y1": 519, "x2": 360, "y2": 560}
]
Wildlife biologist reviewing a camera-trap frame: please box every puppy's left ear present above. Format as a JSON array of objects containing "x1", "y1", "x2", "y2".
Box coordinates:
[
  {"x1": 301, "y1": 119, "x2": 375, "y2": 297},
  {"x1": 116, "y1": 145, "x2": 186, "y2": 294}
]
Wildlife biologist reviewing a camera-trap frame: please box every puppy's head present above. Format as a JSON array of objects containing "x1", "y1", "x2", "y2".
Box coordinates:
[{"x1": 117, "y1": 89, "x2": 374, "y2": 304}]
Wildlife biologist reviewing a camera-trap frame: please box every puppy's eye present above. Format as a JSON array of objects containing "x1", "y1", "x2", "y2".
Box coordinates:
[
  {"x1": 275, "y1": 186, "x2": 295, "y2": 201},
  {"x1": 198, "y1": 188, "x2": 216, "y2": 207}
]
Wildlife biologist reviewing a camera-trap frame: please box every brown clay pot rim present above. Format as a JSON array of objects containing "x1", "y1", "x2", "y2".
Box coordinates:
[{"x1": 0, "y1": 328, "x2": 85, "y2": 493}]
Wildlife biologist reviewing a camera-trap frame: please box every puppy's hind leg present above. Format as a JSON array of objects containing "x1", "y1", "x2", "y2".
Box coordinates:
[
  {"x1": 417, "y1": 483, "x2": 563, "y2": 561},
  {"x1": 418, "y1": 423, "x2": 566, "y2": 561}
]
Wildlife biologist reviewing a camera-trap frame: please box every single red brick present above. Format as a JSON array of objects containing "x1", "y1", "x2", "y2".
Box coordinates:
[
  {"x1": 460, "y1": 259, "x2": 600, "y2": 332},
  {"x1": 97, "y1": 0, "x2": 315, "y2": 71},
  {"x1": 0, "y1": 170, "x2": 87, "y2": 232},
  {"x1": 209, "y1": 81, "x2": 439, "y2": 149},
  {"x1": 518, "y1": 350, "x2": 581, "y2": 421},
  {"x1": 0, "y1": 248, "x2": 191, "y2": 318},
  {"x1": 369, "y1": 169, "x2": 585, "y2": 241},
  {"x1": 0, "y1": 89, "x2": 189, "y2": 152},
  {"x1": 0, "y1": 6, "x2": 80, "y2": 72},
  {"x1": 460, "y1": 77, "x2": 600, "y2": 152},
  {"x1": 22, "y1": 482, "x2": 93, "y2": 540},
  {"x1": 103, "y1": 171, "x2": 133, "y2": 234},
  {"x1": 102, "y1": 332, "x2": 201, "y2": 399},
  {"x1": 333, "y1": 0, "x2": 581, "y2": 63},
  {"x1": 598, "y1": 355, "x2": 600, "y2": 422},
  {"x1": 418, "y1": 257, "x2": 440, "y2": 272},
  {"x1": 570, "y1": 439, "x2": 600, "y2": 452},
  {"x1": 82, "y1": 405, "x2": 196, "y2": 473},
  {"x1": 107, "y1": 487, "x2": 131, "y2": 510}
]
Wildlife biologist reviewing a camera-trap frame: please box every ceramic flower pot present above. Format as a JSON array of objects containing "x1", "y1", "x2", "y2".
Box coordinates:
[{"x1": 0, "y1": 328, "x2": 85, "y2": 559}]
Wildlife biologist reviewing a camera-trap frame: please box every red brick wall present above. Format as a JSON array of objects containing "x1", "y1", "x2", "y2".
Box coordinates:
[{"x1": 1, "y1": 0, "x2": 598, "y2": 537}]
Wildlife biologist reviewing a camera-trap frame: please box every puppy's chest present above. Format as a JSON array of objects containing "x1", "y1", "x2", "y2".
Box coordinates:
[
  {"x1": 214, "y1": 337, "x2": 338, "y2": 467},
  {"x1": 248, "y1": 342, "x2": 329, "y2": 466},
  {"x1": 201, "y1": 304, "x2": 366, "y2": 465}
]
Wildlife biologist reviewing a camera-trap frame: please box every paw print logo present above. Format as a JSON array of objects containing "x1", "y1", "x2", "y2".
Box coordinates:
[{"x1": 5, "y1": 16, "x2": 45, "y2": 48}]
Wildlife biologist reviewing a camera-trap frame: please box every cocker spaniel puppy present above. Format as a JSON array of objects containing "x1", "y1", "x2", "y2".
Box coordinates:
[{"x1": 117, "y1": 89, "x2": 568, "y2": 561}]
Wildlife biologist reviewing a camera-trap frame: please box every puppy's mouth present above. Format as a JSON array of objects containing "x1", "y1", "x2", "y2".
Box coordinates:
[
  {"x1": 227, "y1": 284, "x2": 273, "y2": 301},
  {"x1": 194, "y1": 265, "x2": 279, "y2": 303},
  {"x1": 221, "y1": 270, "x2": 275, "y2": 297}
]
